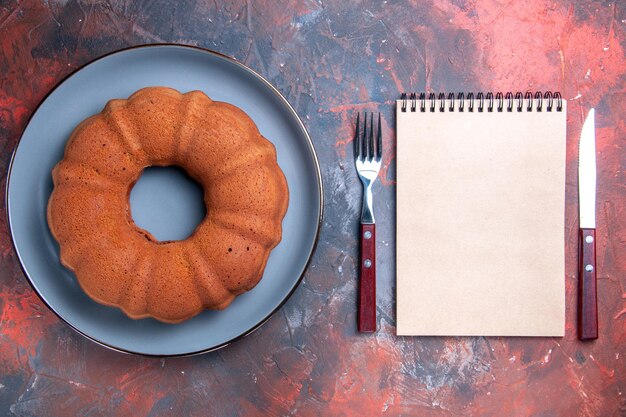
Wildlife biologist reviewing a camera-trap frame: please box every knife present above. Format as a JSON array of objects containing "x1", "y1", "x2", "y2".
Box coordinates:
[{"x1": 578, "y1": 108, "x2": 598, "y2": 341}]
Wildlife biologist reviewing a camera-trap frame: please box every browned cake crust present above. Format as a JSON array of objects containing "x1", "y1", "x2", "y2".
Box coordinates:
[{"x1": 47, "y1": 87, "x2": 289, "y2": 323}]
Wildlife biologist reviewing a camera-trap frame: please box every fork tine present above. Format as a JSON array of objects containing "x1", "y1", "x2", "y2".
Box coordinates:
[
  {"x1": 362, "y1": 111, "x2": 368, "y2": 160},
  {"x1": 376, "y1": 113, "x2": 382, "y2": 160},
  {"x1": 354, "y1": 112, "x2": 361, "y2": 159},
  {"x1": 368, "y1": 113, "x2": 374, "y2": 160}
]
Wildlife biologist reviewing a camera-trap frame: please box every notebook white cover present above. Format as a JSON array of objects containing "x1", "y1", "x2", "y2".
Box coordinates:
[{"x1": 396, "y1": 97, "x2": 566, "y2": 336}]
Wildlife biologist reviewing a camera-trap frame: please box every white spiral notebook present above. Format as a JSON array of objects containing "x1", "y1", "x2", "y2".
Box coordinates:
[{"x1": 396, "y1": 92, "x2": 566, "y2": 336}]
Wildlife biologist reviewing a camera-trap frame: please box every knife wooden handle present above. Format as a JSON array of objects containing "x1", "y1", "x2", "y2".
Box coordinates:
[
  {"x1": 359, "y1": 223, "x2": 376, "y2": 332},
  {"x1": 578, "y1": 228, "x2": 598, "y2": 340}
]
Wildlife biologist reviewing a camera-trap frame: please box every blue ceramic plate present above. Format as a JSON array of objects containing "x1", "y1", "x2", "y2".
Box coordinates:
[{"x1": 7, "y1": 44, "x2": 322, "y2": 356}]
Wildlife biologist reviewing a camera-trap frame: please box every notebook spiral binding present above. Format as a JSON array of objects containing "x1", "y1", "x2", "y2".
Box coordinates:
[{"x1": 399, "y1": 91, "x2": 563, "y2": 113}]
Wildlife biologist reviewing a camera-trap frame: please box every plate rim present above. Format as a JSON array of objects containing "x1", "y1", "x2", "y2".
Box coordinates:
[{"x1": 5, "y1": 43, "x2": 324, "y2": 357}]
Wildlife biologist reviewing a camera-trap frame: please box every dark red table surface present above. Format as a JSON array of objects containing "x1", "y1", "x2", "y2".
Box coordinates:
[{"x1": 1, "y1": 1, "x2": 625, "y2": 416}]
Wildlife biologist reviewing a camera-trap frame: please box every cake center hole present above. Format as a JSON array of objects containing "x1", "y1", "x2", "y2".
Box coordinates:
[{"x1": 130, "y1": 166, "x2": 206, "y2": 242}]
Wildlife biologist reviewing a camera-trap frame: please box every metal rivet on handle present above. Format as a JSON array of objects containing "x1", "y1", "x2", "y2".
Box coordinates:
[
  {"x1": 364, "y1": 231, "x2": 372, "y2": 239},
  {"x1": 585, "y1": 235, "x2": 593, "y2": 243},
  {"x1": 585, "y1": 264, "x2": 594, "y2": 272},
  {"x1": 364, "y1": 259, "x2": 372, "y2": 268}
]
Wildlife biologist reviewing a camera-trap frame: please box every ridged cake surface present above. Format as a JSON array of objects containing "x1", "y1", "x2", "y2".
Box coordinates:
[{"x1": 47, "y1": 87, "x2": 289, "y2": 323}]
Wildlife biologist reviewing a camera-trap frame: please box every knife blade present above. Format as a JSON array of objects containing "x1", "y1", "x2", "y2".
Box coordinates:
[{"x1": 578, "y1": 108, "x2": 598, "y2": 340}]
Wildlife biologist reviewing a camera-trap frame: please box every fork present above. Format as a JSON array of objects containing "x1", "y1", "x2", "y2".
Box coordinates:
[{"x1": 354, "y1": 112, "x2": 382, "y2": 333}]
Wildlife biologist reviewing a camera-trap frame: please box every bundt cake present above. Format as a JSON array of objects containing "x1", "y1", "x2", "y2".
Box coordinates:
[{"x1": 47, "y1": 87, "x2": 289, "y2": 323}]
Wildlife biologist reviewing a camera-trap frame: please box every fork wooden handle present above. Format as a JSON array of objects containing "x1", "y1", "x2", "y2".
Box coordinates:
[
  {"x1": 578, "y1": 228, "x2": 598, "y2": 340},
  {"x1": 359, "y1": 223, "x2": 376, "y2": 332}
]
